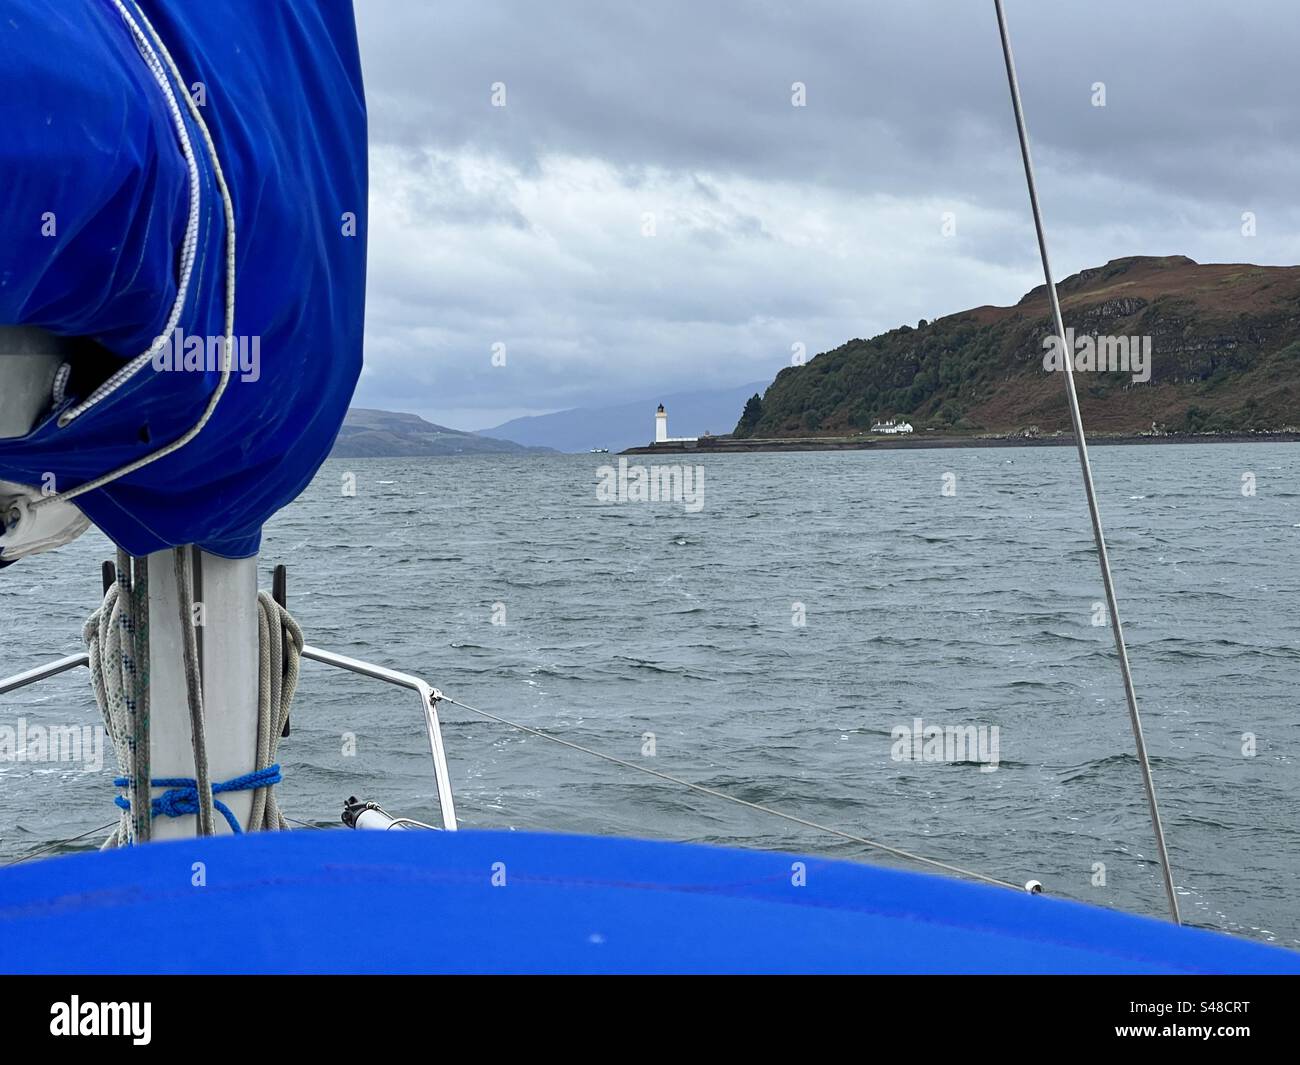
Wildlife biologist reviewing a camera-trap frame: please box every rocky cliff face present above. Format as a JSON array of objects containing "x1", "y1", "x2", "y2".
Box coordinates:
[{"x1": 737, "y1": 256, "x2": 1300, "y2": 437}]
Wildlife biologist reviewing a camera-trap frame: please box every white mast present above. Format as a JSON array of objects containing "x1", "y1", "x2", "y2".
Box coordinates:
[{"x1": 146, "y1": 549, "x2": 261, "y2": 838}]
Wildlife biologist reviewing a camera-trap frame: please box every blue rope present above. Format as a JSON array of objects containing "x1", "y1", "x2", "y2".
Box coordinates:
[{"x1": 114, "y1": 765, "x2": 282, "y2": 835}]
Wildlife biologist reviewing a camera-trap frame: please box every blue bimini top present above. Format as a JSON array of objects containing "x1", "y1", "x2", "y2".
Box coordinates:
[
  {"x1": 0, "y1": 830, "x2": 1296, "y2": 974},
  {"x1": 0, "y1": 0, "x2": 367, "y2": 557}
]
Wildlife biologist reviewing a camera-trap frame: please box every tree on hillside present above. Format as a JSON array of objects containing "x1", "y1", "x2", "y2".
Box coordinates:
[{"x1": 735, "y1": 393, "x2": 764, "y2": 437}]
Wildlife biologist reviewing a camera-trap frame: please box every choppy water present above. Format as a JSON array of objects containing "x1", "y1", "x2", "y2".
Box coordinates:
[{"x1": 2, "y1": 443, "x2": 1298, "y2": 946}]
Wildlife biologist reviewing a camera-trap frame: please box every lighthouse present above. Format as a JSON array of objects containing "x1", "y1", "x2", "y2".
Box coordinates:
[{"x1": 653, "y1": 402, "x2": 697, "y2": 445}]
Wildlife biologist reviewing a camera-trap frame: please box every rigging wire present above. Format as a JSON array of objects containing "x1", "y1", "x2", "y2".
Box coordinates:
[
  {"x1": 2, "y1": 821, "x2": 120, "y2": 867},
  {"x1": 992, "y1": 0, "x2": 1180, "y2": 923},
  {"x1": 441, "y1": 694, "x2": 1024, "y2": 892}
]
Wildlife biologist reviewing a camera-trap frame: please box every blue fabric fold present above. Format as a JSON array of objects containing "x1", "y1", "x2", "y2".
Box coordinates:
[{"x1": 0, "y1": 0, "x2": 367, "y2": 557}]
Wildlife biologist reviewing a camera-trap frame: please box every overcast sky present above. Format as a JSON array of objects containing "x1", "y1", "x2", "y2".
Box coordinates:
[{"x1": 352, "y1": 0, "x2": 1300, "y2": 430}]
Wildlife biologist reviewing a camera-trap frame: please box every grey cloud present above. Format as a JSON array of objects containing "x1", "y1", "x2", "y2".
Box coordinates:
[{"x1": 352, "y1": 0, "x2": 1300, "y2": 426}]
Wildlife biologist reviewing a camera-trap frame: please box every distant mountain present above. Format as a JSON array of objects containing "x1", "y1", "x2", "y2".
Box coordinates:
[
  {"x1": 332, "y1": 408, "x2": 555, "y2": 457},
  {"x1": 480, "y1": 382, "x2": 770, "y2": 453},
  {"x1": 737, "y1": 256, "x2": 1300, "y2": 438}
]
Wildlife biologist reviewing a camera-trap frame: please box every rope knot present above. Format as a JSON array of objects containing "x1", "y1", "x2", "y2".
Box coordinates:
[{"x1": 113, "y1": 765, "x2": 282, "y2": 836}]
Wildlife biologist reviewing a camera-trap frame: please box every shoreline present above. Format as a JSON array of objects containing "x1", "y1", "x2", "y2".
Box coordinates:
[{"x1": 620, "y1": 432, "x2": 1300, "y2": 455}]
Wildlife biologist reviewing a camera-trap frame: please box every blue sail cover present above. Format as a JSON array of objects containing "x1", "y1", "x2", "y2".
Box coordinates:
[
  {"x1": 1, "y1": 830, "x2": 1297, "y2": 974},
  {"x1": 0, "y1": 0, "x2": 366, "y2": 557}
]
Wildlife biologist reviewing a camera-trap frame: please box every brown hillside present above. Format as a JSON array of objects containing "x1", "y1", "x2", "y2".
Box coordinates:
[{"x1": 738, "y1": 256, "x2": 1300, "y2": 437}]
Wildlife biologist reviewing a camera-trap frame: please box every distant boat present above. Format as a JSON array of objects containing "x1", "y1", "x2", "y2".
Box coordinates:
[{"x1": 589, "y1": 447, "x2": 609, "y2": 453}]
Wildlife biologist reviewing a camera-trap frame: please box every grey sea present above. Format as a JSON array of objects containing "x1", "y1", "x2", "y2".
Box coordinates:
[{"x1": 2, "y1": 443, "x2": 1297, "y2": 947}]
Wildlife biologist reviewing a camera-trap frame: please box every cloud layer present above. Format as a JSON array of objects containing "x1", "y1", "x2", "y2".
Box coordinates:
[{"x1": 354, "y1": 0, "x2": 1300, "y2": 429}]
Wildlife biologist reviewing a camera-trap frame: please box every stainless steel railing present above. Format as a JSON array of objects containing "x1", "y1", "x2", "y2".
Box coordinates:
[
  {"x1": 0, "y1": 646, "x2": 458, "y2": 830},
  {"x1": 0, "y1": 652, "x2": 90, "y2": 695},
  {"x1": 300, "y1": 644, "x2": 457, "y2": 830}
]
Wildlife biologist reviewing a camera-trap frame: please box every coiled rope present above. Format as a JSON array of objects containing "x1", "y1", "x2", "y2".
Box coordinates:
[
  {"x1": 251, "y1": 583, "x2": 304, "y2": 831},
  {"x1": 83, "y1": 550, "x2": 152, "y2": 845},
  {"x1": 85, "y1": 558, "x2": 303, "y2": 845}
]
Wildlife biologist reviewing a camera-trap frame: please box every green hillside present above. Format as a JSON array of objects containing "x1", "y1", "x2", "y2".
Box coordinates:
[{"x1": 735, "y1": 256, "x2": 1300, "y2": 438}]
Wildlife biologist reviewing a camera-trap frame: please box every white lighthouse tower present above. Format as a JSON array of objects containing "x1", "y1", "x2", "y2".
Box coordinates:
[{"x1": 653, "y1": 402, "x2": 696, "y2": 445}]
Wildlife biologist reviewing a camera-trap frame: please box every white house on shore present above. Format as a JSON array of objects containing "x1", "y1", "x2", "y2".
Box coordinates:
[
  {"x1": 870, "y1": 418, "x2": 913, "y2": 434},
  {"x1": 655, "y1": 403, "x2": 697, "y2": 443}
]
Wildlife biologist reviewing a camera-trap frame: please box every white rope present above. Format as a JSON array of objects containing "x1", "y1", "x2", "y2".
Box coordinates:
[
  {"x1": 993, "y1": 0, "x2": 1180, "y2": 923},
  {"x1": 250, "y1": 590, "x2": 304, "y2": 832},
  {"x1": 32, "y1": 0, "x2": 237, "y2": 510},
  {"x1": 84, "y1": 564, "x2": 304, "y2": 843},
  {"x1": 172, "y1": 545, "x2": 214, "y2": 835},
  {"x1": 441, "y1": 694, "x2": 1023, "y2": 892},
  {"x1": 128, "y1": 553, "x2": 152, "y2": 843},
  {"x1": 84, "y1": 553, "x2": 150, "y2": 847},
  {"x1": 51, "y1": 0, "x2": 202, "y2": 430}
]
